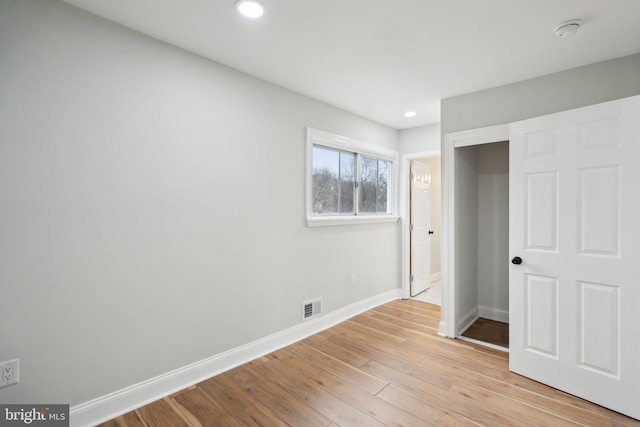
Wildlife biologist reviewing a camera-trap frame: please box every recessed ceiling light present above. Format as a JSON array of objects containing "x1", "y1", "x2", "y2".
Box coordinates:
[
  {"x1": 235, "y1": 0, "x2": 265, "y2": 18},
  {"x1": 403, "y1": 111, "x2": 417, "y2": 118}
]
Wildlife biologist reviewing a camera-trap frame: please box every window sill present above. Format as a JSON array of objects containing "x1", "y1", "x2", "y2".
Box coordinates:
[{"x1": 306, "y1": 215, "x2": 400, "y2": 227}]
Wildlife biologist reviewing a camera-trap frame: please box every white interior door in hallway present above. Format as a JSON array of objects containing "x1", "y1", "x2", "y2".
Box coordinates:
[
  {"x1": 410, "y1": 160, "x2": 432, "y2": 297},
  {"x1": 509, "y1": 95, "x2": 640, "y2": 420}
]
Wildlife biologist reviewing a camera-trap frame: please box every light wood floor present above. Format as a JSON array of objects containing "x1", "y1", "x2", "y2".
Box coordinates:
[{"x1": 100, "y1": 300, "x2": 640, "y2": 427}]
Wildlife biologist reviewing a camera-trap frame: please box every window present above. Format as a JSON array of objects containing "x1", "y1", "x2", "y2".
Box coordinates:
[
  {"x1": 312, "y1": 146, "x2": 355, "y2": 215},
  {"x1": 358, "y1": 155, "x2": 389, "y2": 214},
  {"x1": 306, "y1": 128, "x2": 398, "y2": 226}
]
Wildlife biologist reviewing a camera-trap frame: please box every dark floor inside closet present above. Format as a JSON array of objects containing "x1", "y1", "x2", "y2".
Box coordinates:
[{"x1": 461, "y1": 318, "x2": 509, "y2": 348}]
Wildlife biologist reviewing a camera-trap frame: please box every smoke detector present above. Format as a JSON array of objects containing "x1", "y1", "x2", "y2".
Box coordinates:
[{"x1": 554, "y1": 19, "x2": 582, "y2": 38}]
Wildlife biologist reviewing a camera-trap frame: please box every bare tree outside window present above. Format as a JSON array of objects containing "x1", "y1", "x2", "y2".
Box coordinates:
[
  {"x1": 312, "y1": 146, "x2": 355, "y2": 215},
  {"x1": 307, "y1": 128, "x2": 396, "y2": 225},
  {"x1": 359, "y1": 156, "x2": 389, "y2": 214},
  {"x1": 311, "y1": 140, "x2": 391, "y2": 219}
]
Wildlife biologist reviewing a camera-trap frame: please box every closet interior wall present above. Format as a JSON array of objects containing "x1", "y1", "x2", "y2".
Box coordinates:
[{"x1": 455, "y1": 141, "x2": 509, "y2": 333}]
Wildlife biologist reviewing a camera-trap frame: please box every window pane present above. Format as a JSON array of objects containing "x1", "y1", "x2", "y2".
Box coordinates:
[
  {"x1": 340, "y1": 152, "x2": 355, "y2": 213},
  {"x1": 312, "y1": 146, "x2": 355, "y2": 215},
  {"x1": 359, "y1": 156, "x2": 389, "y2": 214}
]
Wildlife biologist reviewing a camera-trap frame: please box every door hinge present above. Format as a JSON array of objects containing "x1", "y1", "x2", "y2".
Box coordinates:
[
  {"x1": 354, "y1": 181, "x2": 359, "y2": 188},
  {"x1": 410, "y1": 224, "x2": 414, "y2": 231},
  {"x1": 410, "y1": 275, "x2": 414, "y2": 283}
]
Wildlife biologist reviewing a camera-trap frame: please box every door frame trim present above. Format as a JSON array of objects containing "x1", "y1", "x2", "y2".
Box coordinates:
[
  {"x1": 400, "y1": 150, "x2": 440, "y2": 301},
  {"x1": 441, "y1": 124, "x2": 509, "y2": 337}
]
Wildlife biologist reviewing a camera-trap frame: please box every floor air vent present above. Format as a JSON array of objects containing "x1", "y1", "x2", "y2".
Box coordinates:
[{"x1": 302, "y1": 298, "x2": 322, "y2": 321}]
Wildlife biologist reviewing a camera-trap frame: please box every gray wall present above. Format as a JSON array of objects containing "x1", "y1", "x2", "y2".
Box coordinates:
[
  {"x1": 0, "y1": 0, "x2": 400, "y2": 405},
  {"x1": 398, "y1": 123, "x2": 440, "y2": 154},
  {"x1": 477, "y1": 142, "x2": 509, "y2": 318},
  {"x1": 442, "y1": 53, "x2": 640, "y2": 134}
]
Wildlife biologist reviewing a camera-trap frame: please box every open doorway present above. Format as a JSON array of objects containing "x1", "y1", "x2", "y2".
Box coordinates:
[{"x1": 408, "y1": 156, "x2": 442, "y2": 306}]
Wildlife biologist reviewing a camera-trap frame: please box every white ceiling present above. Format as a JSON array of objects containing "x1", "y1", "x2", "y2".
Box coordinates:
[{"x1": 62, "y1": 0, "x2": 640, "y2": 129}]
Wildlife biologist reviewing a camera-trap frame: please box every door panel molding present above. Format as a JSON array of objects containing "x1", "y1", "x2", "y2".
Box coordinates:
[{"x1": 509, "y1": 95, "x2": 640, "y2": 419}]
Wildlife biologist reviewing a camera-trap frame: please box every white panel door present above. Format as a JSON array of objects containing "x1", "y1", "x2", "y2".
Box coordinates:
[
  {"x1": 509, "y1": 96, "x2": 640, "y2": 419},
  {"x1": 410, "y1": 160, "x2": 432, "y2": 297}
]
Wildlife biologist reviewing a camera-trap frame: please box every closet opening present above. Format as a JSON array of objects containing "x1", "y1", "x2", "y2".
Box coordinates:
[{"x1": 454, "y1": 140, "x2": 509, "y2": 350}]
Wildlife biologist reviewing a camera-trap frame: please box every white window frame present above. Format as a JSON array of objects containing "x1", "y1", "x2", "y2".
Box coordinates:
[{"x1": 306, "y1": 127, "x2": 399, "y2": 227}]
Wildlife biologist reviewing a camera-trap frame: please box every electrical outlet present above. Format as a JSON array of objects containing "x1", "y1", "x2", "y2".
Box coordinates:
[{"x1": 0, "y1": 359, "x2": 19, "y2": 387}]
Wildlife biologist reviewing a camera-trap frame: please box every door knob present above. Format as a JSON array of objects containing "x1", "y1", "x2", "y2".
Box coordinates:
[
  {"x1": 428, "y1": 230, "x2": 434, "y2": 235},
  {"x1": 511, "y1": 256, "x2": 523, "y2": 265}
]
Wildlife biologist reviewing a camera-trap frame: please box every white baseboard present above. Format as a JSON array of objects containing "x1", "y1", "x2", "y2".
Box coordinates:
[
  {"x1": 70, "y1": 289, "x2": 401, "y2": 427},
  {"x1": 457, "y1": 306, "x2": 479, "y2": 335},
  {"x1": 438, "y1": 320, "x2": 448, "y2": 337},
  {"x1": 478, "y1": 305, "x2": 509, "y2": 323},
  {"x1": 430, "y1": 272, "x2": 441, "y2": 283}
]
